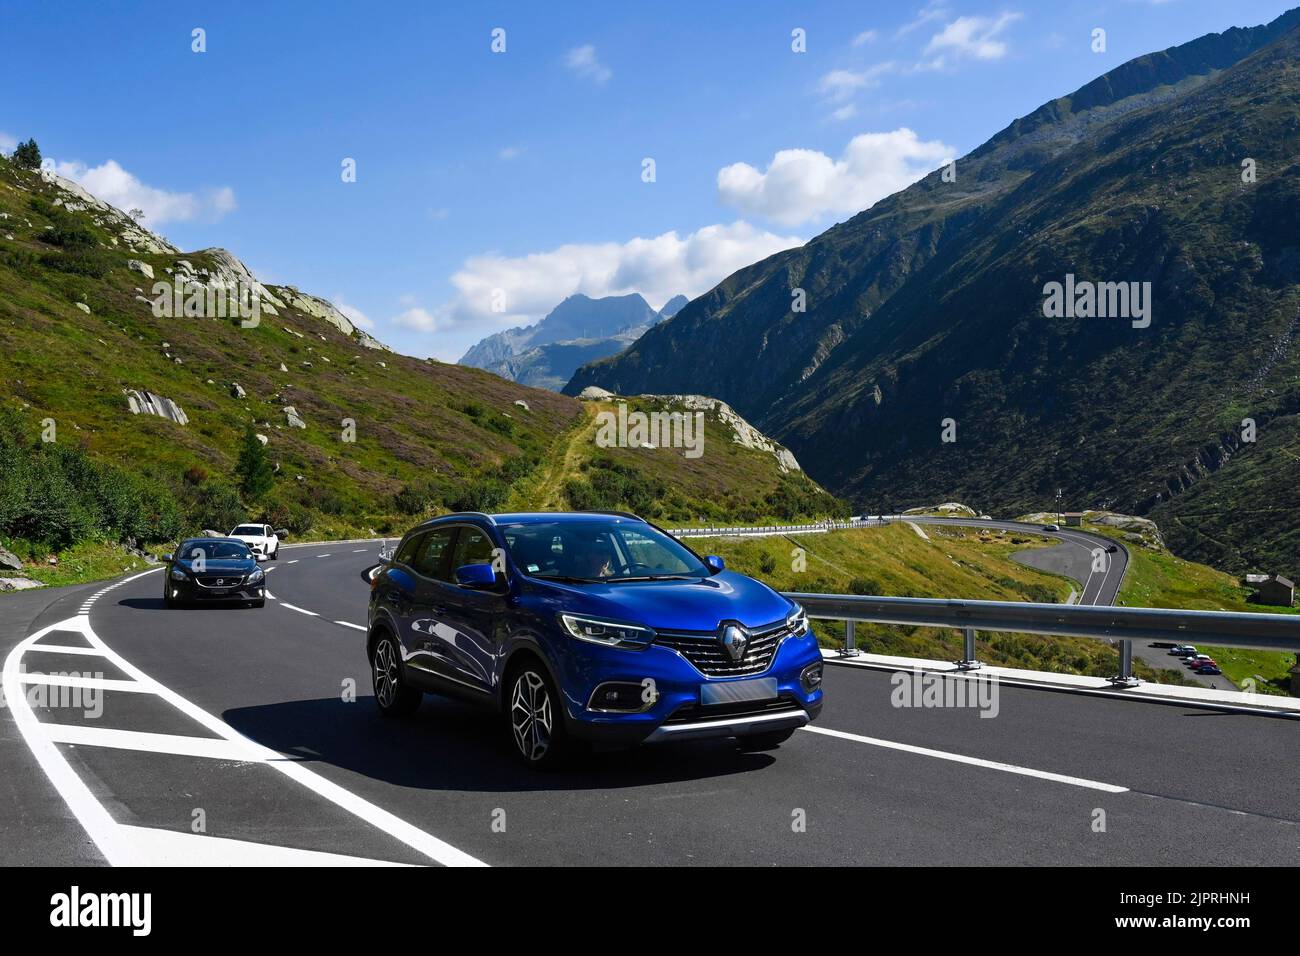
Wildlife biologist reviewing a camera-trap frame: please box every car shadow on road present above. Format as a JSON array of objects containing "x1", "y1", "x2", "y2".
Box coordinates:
[
  {"x1": 222, "y1": 694, "x2": 779, "y2": 793},
  {"x1": 118, "y1": 597, "x2": 261, "y2": 611}
]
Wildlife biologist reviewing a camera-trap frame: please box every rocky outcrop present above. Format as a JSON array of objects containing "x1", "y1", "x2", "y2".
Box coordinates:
[
  {"x1": 124, "y1": 389, "x2": 188, "y2": 425},
  {"x1": 283, "y1": 406, "x2": 307, "y2": 429},
  {"x1": 578, "y1": 386, "x2": 615, "y2": 400},
  {"x1": 0, "y1": 545, "x2": 23, "y2": 571},
  {"x1": 639, "y1": 394, "x2": 802, "y2": 473}
]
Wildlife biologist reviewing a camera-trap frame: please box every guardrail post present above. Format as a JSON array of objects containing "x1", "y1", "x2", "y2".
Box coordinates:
[
  {"x1": 956, "y1": 627, "x2": 981, "y2": 670},
  {"x1": 841, "y1": 619, "x2": 860, "y2": 657},
  {"x1": 1110, "y1": 639, "x2": 1141, "y2": 687}
]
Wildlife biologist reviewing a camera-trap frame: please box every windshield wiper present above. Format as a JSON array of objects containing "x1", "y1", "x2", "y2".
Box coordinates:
[
  {"x1": 606, "y1": 574, "x2": 696, "y2": 582},
  {"x1": 532, "y1": 573, "x2": 603, "y2": 584}
]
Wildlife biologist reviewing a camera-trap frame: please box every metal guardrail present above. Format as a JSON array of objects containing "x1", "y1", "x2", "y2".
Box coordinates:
[
  {"x1": 783, "y1": 592, "x2": 1300, "y2": 685},
  {"x1": 669, "y1": 521, "x2": 858, "y2": 537}
]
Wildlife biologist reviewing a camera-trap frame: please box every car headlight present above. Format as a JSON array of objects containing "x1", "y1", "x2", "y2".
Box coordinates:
[
  {"x1": 786, "y1": 604, "x2": 809, "y2": 634},
  {"x1": 170, "y1": 566, "x2": 188, "y2": 581},
  {"x1": 247, "y1": 567, "x2": 265, "y2": 584},
  {"x1": 559, "y1": 614, "x2": 654, "y2": 649}
]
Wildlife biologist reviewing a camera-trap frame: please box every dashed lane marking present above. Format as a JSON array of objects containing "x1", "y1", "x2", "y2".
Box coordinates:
[
  {"x1": 334, "y1": 621, "x2": 366, "y2": 631},
  {"x1": 278, "y1": 602, "x2": 319, "y2": 617}
]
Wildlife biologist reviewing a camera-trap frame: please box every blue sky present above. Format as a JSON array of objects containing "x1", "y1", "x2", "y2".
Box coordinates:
[{"x1": 2, "y1": 0, "x2": 1295, "y2": 359}]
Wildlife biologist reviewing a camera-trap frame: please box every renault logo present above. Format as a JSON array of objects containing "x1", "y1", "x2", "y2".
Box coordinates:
[{"x1": 718, "y1": 622, "x2": 750, "y2": 662}]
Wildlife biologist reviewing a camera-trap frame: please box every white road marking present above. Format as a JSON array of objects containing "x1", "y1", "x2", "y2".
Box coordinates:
[
  {"x1": 334, "y1": 621, "x2": 367, "y2": 631},
  {"x1": 19, "y1": 673, "x2": 152, "y2": 694},
  {"x1": 316, "y1": 554, "x2": 332, "y2": 558},
  {"x1": 44, "y1": 724, "x2": 266, "y2": 761},
  {"x1": 287, "y1": 559, "x2": 300, "y2": 565},
  {"x1": 6, "y1": 587, "x2": 485, "y2": 866},
  {"x1": 801, "y1": 725, "x2": 1128, "y2": 793},
  {"x1": 352, "y1": 549, "x2": 367, "y2": 553},
  {"x1": 278, "y1": 602, "x2": 319, "y2": 617},
  {"x1": 115, "y1": 825, "x2": 411, "y2": 867},
  {"x1": 23, "y1": 644, "x2": 107, "y2": 657}
]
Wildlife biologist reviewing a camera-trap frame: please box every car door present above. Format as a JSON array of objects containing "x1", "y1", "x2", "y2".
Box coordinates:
[
  {"x1": 438, "y1": 524, "x2": 506, "y2": 693},
  {"x1": 383, "y1": 530, "x2": 426, "y2": 661},
  {"x1": 400, "y1": 526, "x2": 460, "y2": 684}
]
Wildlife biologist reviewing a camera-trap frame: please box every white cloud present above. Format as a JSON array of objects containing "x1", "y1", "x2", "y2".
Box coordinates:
[
  {"x1": 564, "y1": 44, "x2": 611, "y2": 84},
  {"x1": 332, "y1": 296, "x2": 374, "y2": 330},
  {"x1": 896, "y1": 1, "x2": 950, "y2": 38},
  {"x1": 433, "y1": 221, "x2": 803, "y2": 332},
  {"x1": 829, "y1": 104, "x2": 858, "y2": 122},
  {"x1": 498, "y1": 146, "x2": 521, "y2": 160},
  {"x1": 391, "y1": 306, "x2": 442, "y2": 332},
  {"x1": 717, "y1": 129, "x2": 954, "y2": 226},
  {"x1": 921, "y1": 12, "x2": 1022, "y2": 68},
  {"x1": 0, "y1": 131, "x2": 17, "y2": 153},
  {"x1": 818, "y1": 63, "x2": 895, "y2": 102},
  {"x1": 852, "y1": 30, "x2": 878, "y2": 46},
  {"x1": 52, "y1": 158, "x2": 236, "y2": 225}
]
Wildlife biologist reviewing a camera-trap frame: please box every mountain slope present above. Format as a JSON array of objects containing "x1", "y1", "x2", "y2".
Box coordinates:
[
  {"x1": 0, "y1": 160, "x2": 840, "y2": 564},
  {"x1": 567, "y1": 8, "x2": 1300, "y2": 581}
]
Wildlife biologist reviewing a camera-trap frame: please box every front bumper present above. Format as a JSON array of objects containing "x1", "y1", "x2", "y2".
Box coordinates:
[
  {"x1": 170, "y1": 578, "x2": 265, "y2": 602},
  {"x1": 550, "y1": 627, "x2": 825, "y2": 746}
]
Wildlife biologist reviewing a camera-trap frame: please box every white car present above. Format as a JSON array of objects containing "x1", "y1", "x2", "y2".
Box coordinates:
[{"x1": 227, "y1": 523, "x2": 281, "y2": 561}]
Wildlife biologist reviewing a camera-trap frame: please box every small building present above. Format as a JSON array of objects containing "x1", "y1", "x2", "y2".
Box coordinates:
[
  {"x1": 1063, "y1": 512, "x2": 1085, "y2": 527},
  {"x1": 1245, "y1": 573, "x2": 1295, "y2": 607}
]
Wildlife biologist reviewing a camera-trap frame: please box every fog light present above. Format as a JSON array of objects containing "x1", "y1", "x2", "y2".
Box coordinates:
[
  {"x1": 588, "y1": 681, "x2": 654, "y2": 713},
  {"x1": 800, "y1": 662, "x2": 823, "y2": 694}
]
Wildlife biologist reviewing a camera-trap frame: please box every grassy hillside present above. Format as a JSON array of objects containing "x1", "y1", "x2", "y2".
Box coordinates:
[
  {"x1": 0, "y1": 155, "x2": 844, "y2": 589},
  {"x1": 690, "y1": 523, "x2": 1193, "y2": 684}
]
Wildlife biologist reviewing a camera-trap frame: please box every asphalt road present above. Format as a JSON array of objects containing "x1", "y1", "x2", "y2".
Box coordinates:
[{"x1": 2, "y1": 540, "x2": 1297, "y2": 866}]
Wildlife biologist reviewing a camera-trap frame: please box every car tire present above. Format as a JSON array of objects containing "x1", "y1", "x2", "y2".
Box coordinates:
[
  {"x1": 163, "y1": 583, "x2": 175, "y2": 608},
  {"x1": 736, "y1": 728, "x2": 796, "y2": 752},
  {"x1": 270, "y1": 547, "x2": 278, "y2": 561},
  {"x1": 507, "y1": 663, "x2": 571, "y2": 770},
  {"x1": 371, "y1": 632, "x2": 421, "y2": 718}
]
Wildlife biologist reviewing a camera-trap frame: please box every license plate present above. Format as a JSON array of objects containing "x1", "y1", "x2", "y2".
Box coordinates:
[
  {"x1": 700, "y1": 677, "x2": 778, "y2": 706},
  {"x1": 209, "y1": 589, "x2": 228, "y2": 596}
]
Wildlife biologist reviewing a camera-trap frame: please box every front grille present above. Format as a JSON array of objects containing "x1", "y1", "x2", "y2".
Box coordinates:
[
  {"x1": 655, "y1": 618, "x2": 794, "y2": 677},
  {"x1": 195, "y1": 574, "x2": 245, "y2": 588},
  {"x1": 664, "y1": 695, "x2": 801, "y2": 725}
]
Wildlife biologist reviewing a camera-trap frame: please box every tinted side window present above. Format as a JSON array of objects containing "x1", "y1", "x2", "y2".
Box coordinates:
[
  {"x1": 413, "y1": 528, "x2": 456, "y2": 581},
  {"x1": 452, "y1": 526, "x2": 496, "y2": 570},
  {"x1": 394, "y1": 532, "x2": 424, "y2": 567}
]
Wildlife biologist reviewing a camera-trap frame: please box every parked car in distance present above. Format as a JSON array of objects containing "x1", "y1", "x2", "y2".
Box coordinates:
[
  {"x1": 367, "y1": 511, "x2": 824, "y2": 768},
  {"x1": 1169, "y1": 644, "x2": 1197, "y2": 656},
  {"x1": 227, "y1": 523, "x2": 283, "y2": 561},
  {"x1": 1197, "y1": 664, "x2": 1222, "y2": 675},
  {"x1": 163, "y1": 537, "x2": 265, "y2": 608},
  {"x1": 1185, "y1": 654, "x2": 1215, "y2": 668}
]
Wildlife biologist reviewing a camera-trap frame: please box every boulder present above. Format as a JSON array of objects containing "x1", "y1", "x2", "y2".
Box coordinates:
[
  {"x1": 75, "y1": 302, "x2": 91, "y2": 314},
  {"x1": 514, "y1": 399, "x2": 531, "y2": 412},
  {"x1": 124, "y1": 389, "x2": 189, "y2": 425},
  {"x1": 578, "y1": 386, "x2": 615, "y2": 400},
  {"x1": 231, "y1": 383, "x2": 246, "y2": 399},
  {"x1": 0, "y1": 545, "x2": 23, "y2": 571},
  {"x1": 127, "y1": 259, "x2": 155, "y2": 280},
  {"x1": 255, "y1": 433, "x2": 269, "y2": 446},
  {"x1": 283, "y1": 406, "x2": 307, "y2": 429},
  {"x1": 0, "y1": 577, "x2": 42, "y2": 592}
]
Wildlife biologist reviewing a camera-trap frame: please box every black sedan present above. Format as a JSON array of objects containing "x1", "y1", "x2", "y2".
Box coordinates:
[{"x1": 163, "y1": 538, "x2": 266, "y2": 608}]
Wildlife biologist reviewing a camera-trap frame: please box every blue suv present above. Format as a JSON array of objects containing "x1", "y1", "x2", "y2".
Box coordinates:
[{"x1": 367, "y1": 511, "x2": 824, "y2": 767}]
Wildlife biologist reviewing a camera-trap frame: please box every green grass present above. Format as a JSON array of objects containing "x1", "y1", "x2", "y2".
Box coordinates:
[{"x1": 15, "y1": 539, "x2": 150, "y2": 589}]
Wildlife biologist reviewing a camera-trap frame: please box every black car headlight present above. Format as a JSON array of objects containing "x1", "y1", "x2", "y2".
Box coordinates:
[
  {"x1": 559, "y1": 614, "x2": 654, "y2": 649},
  {"x1": 170, "y1": 566, "x2": 189, "y2": 581},
  {"x1": 247, "y1": 567, "x2": 265, "y2": 584}
]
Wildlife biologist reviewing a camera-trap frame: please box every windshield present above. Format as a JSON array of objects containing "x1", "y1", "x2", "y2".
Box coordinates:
[
  {"x1": 179, "y1": 540, "x2": 253, "y2": 561},
  {"x1": 231, "y1": 525, "x2": 263, "y2": 536},
  {"x1": 500, "y1": 520, "x2": 708, "y2": 582}
]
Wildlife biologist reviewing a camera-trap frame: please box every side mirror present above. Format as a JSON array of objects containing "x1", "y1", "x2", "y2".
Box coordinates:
[
  {"x1": 455, "y1": 563, "x2": 499, "y2": 589},
  {"x1": 160, "y1": 553, "x2": 173, "y2": 563},
  {"x1": 705, "y1": 555, "x2": 725, "y2": 573}
]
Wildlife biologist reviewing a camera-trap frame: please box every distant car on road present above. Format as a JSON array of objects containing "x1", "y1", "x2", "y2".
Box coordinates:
[
  {"x1": 1105, "y1": 544, "x2": 1119, "y2": 553},
  {"x1": 1168, "y1": 644, "x2": 1197, "y2": 657},
  {"x1": 163, "y1": 537, "x2": 265, "y2": 608},
  {"x1": 1196, "y1": 664, "x2": 1222, "y2": 675},
  {"x1": 227, "y1": 523, "x2": 282, "y2": 561},
  {"x1": 1043, "y1": 524, "x2": 1060, "y2": 532},
  {"x1": 367, "y1": 511, "x2": 823, "y2": 768},
  {"x1": 1185, "y1": 654, "x2": 1216, "y2": 669}
]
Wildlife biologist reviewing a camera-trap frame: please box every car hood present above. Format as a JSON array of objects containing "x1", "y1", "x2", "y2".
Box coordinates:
[{"x1": 535, "y1": 571, "x2": 794, "y2": 632}]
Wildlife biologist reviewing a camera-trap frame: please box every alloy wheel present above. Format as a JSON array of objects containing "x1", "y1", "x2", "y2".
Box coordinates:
[
  {"x1": 373, "y1": 639, "x2": 399, "y2": 709},
  {"x1": 510, "y1": 671, "x2": 552, "y2": 762}
]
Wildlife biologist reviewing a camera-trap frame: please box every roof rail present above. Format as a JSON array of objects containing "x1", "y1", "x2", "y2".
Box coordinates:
[
  {"x1": 431, "y1": 511, "x2": 498, "y2": 525},
  {"x1": 577, "y1": 510, "x2": 644, "y2": 521}
]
